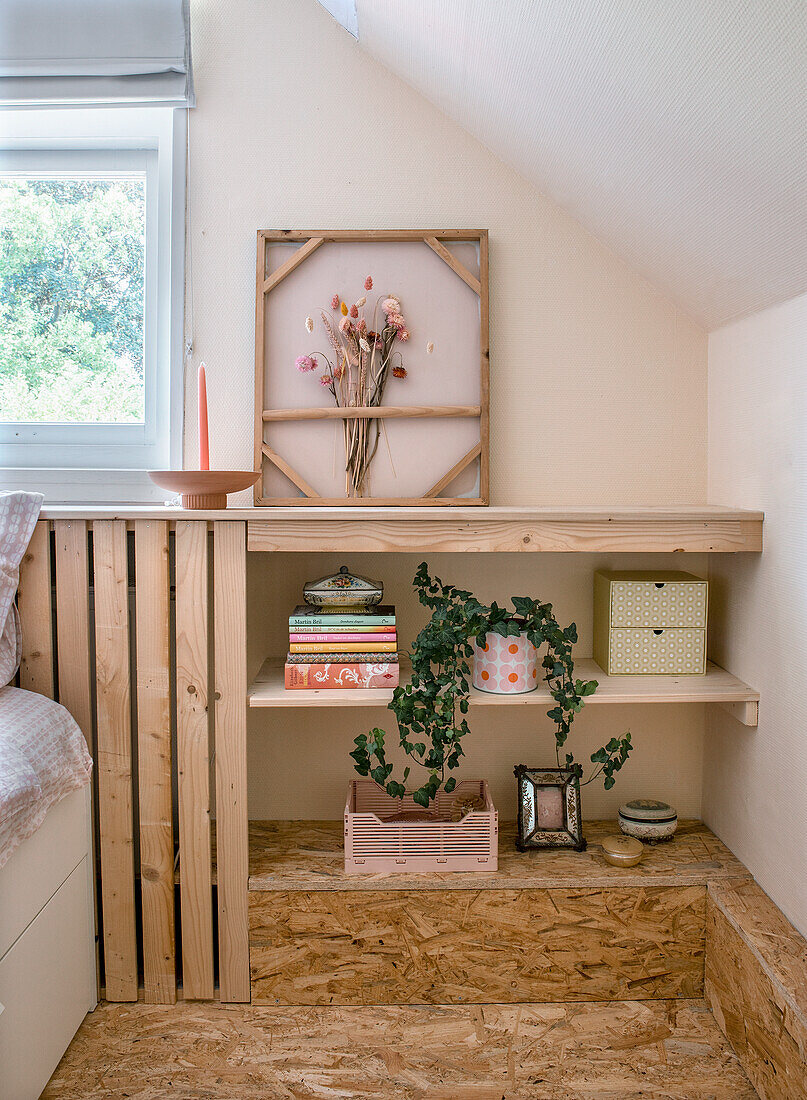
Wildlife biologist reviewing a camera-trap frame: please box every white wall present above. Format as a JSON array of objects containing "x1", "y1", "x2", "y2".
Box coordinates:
[
  {"x1": 187, "y1": 0, "x2": 707, "y2": 505},
  {"x1": 706, "y1": 289, "x2": 807, "y2": 936},
  {"x1": 187, "y1": 0, "x2": 711, "y2": 821}
]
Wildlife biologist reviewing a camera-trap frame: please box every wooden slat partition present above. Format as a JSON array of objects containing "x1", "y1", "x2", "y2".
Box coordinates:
[
  {"x1": 54, "y1": 521, "x2": 93, "y2": 745},
  {"x1": 18, "y1": 516, "x2": 248, "y2": 1004},
  {"x1": 175, "y1": 522, "x2": 214, "y2": 1000},
  {"x1": 17, "y1": 520, "x2": 54, "y2": 698},
  {"x1": 134, "y1": 522, "x2": 177, "y2": 1004},
  {"x1": 213, "y1": 521, "x2": 250, "y2": 1002},
  {"x1": 93, "y1": 520, "x2": 138, "y2": 1002}
]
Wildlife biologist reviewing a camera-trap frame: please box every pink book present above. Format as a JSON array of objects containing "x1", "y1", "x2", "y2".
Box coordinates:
[{"x1": 288, "y1": 631, "x2": 397, "y2": 644}]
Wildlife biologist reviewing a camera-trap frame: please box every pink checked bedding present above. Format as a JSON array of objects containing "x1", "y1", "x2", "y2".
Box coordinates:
[
  {"x1": 0, "y1": 686, "x2": 92, "y2": 869},
  {"x1": 0, "y1": 490, "x2": 92, "y2": 868}
]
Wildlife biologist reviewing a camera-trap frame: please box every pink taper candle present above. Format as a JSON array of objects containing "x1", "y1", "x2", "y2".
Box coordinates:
[{"x1": 198, "y1": 363, "x2": 209, "y2": 470}]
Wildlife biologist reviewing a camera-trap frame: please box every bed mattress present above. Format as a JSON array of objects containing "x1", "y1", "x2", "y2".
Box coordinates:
[{"x1": 0, "y1": 686, "x2": 92, "y2": 870}]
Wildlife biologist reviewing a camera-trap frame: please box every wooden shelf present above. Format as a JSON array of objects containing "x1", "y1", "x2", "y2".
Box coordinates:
[
  {"x1": 37, "y1": 505, "x2": 764, "y2": 553},
  {"x1": 244, "y1": 819, "x2": 748, "y2": 892},
  {"x1": 248, "y1": 657, "x2": 760, "y2": 725}
]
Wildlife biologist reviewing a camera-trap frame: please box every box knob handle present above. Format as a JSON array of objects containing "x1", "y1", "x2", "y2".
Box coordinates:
[
  {"x1": 653, "y1": 629, "x2": 664, "y2": 635},
  {"x1": 655, "y1": 582, "x2": 665, "y2": 589}
]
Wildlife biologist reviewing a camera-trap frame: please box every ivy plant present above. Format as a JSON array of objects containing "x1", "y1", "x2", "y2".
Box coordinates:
[{"x1": 350, "y1": 562, "x2": 632, "y2": 807}]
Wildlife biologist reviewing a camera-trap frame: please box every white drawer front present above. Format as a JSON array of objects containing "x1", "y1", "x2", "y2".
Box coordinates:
[
  {"x1": 610, "y1": 581, "x2": 707, "y2": 628},
  {"x1": 609, "y1": 628, "x2": 706, "y2": 674}
]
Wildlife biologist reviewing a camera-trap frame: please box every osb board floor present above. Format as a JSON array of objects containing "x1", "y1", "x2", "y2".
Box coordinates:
[
  {"x1": 43, "y1": 999, "x2": 758, "y2": 1100},
  {"x1": 244, "y1": 819, "x2": 749, "y2": 891},
  {"x1": 249, "y1": 884, "x2": 706, "y2": 1005},
  {"x1": 705, "y1": 883, "x2": 807, "y2": 1100}
]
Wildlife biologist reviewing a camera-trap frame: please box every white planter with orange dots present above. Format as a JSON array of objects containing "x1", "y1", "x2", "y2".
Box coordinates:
[{"x1": 472, "y1": 631, "x2": 539, "y2": 694}]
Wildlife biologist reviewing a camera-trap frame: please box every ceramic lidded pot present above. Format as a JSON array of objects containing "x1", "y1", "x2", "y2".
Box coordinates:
[
  {"x1": 618, "y1": 799, "x2": 678, "y2": 842},
  {"x1": 303, "y1": 565, "x2": 383, "y2": 607},
  {"x1": 472, "y1": 630, "x2": 539, "y2": 694}
]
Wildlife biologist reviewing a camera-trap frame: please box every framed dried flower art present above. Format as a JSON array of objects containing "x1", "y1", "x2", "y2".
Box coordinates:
[{"x1": 254, "y1": 230, "x2": 489, "y2": 505}]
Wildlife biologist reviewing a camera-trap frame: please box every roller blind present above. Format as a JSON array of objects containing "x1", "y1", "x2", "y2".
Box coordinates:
[{"x1": 0, "y1": 0, "x2": 194, "y2": 107}]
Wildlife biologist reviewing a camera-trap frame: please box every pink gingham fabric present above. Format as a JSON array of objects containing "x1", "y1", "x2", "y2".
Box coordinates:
[
  {"x1": 0, "y1": 686, "x2": 92, "y2": 869},
  {"x1": 0, "y1": 490, "x2": 44, "y2": 687}
]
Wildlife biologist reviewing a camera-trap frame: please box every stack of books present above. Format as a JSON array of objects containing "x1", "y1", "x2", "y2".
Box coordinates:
[{"x1": 284, "y1": 604, "x2": 400, "y2": 689}]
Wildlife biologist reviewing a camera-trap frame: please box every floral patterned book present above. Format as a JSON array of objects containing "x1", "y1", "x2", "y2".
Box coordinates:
[
  {"x1": 284, "y1": 662, "x2": 400, "y2": 689},
  {"x1": 286, "y1": 651, "x2": 399, "y2": 664}
]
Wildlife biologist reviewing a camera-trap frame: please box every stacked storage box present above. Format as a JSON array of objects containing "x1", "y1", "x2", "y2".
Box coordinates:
[{"x1": 593, "y1": 570, "x2": 708, "y2": 675}]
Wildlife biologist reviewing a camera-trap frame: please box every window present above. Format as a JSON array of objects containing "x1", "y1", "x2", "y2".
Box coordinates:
[{"x1": 0, "y1": 108, "x2": 184, "y2": 499}]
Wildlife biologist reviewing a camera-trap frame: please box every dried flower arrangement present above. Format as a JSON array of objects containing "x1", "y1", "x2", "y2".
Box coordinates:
[{"x1": 295, "y1": 275, "x2": 431, "y2": 496}]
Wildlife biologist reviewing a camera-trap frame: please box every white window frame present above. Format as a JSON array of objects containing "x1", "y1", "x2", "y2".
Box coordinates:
[{"x1": 0, "y1": 107, "x2": 185, "y2": 502}]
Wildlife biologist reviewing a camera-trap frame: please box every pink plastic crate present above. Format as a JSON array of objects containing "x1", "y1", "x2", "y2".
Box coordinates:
[{"x1": 344, "y1": 779, "x2": 498, "y2": 874}]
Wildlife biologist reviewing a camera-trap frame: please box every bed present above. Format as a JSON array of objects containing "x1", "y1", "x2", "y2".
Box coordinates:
[
  {"x1": 0, "y1": 687, "x2": 97, "y2": 1100},
  {"x1": 0, "y1": 492, "x2": 97, "y2": 1099}
]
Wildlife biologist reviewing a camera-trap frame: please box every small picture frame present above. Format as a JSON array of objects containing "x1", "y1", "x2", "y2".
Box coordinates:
[{"x1": 513, "y1": 764, "x2": 586, "y2": 851}]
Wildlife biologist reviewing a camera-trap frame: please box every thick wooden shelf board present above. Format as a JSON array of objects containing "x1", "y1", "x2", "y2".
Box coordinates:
[
  {"x1": 248, "y1": 658, "x2": 760, "y2": 724},
  {"x1": 245, "y1": 819, "x2": 749, "y2": 892},
  {"x1": 248, "y1": 505, "x2": 763, "y2": 553},
  {"x1": 37, "y1": 504, "x2": 764, "y2": 553}
]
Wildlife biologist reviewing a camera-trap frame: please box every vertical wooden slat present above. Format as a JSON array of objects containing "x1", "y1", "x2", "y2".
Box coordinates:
[
  {"x1": 478, "y1": 229, "x2": 490, "y2": 504},
  {"x1": 175, "y1": 521, "x2": 214, "y2": 999},
  {"x1": 93, "y1": 520, "x2": 138, "y2": 1002},
  {"x1": 213, "y1": 521, "x2": 250, "y2": 1002},
  {"x1": 254, "y1": 232, "x2": 267, "y2": 504},
  {"x1": 18, "y1": 520, "x2": 54, "y2": 698},
  {"x1": 54, "y1": 520, "x2": 92, "y2": 743},
  {"x1": 134, "y1": 521, "x2": 177, "y2": 1004}
]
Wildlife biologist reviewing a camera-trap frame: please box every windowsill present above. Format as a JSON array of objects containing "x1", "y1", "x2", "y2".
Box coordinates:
[{"x1": 0, "y1": 467, "x2": 173, "y2": 504}]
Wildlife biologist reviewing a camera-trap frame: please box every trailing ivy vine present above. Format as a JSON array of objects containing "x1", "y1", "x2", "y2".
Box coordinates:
[{"x1": 350, "y1": 563, "x2": 632, "y2": 807}]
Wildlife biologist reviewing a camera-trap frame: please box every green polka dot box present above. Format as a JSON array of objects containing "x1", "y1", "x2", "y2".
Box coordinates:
[{"x1": 593, "y1": 570, "x2": 708, "y2": 675}]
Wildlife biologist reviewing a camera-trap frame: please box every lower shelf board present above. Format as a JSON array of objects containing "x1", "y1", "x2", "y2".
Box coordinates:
[{"x1": 247, "y1": 657, "x2": 760, "y2": 725}]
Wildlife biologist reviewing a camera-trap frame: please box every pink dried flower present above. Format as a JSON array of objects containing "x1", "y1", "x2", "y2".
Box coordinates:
[
  {"x1": 295, "y1": 355, "x2": 317, "y2": 372},
  {"x1": 357, "y1": 318, "x2": 367, "y2": 335},
  {"x1": 339, "y1": 316, "x2": 352, "y2": 334},
  {"x1": 333, "y1": 362, "x2": 345, "y2": 380},
  {"x1": 320, "y1": 373, "x2": 332, "y2": 387},
  {"x1": 364, "y1": 275, "x2": 373, "y2": 290},
  {"x1": 349, "y1": 303, "x2": 358, "y2": 318},
  {"x1": 392, "y1": 365, "x2": 407, "y2": 379},
  {"x1": 397, "y1": 328, "x2": 410, "y2": 342},
  {"x1": 331, "y1": 294, "x2": 339, "y2": 310},
  {"x1": 382, "y1": 297, "x2": 400, "y2": 315}
]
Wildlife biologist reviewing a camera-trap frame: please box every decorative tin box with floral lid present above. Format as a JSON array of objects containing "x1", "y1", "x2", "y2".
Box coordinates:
[
  {"x1": 618, "y1": 798, "x2": 678, "y2": 842},
  {"x1": 303, "y1": 564, "x2": 384, "y2": 607}
]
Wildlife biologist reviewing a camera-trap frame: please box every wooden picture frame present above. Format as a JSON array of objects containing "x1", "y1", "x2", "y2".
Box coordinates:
[{"x1": 254, "y1": 230, "x2": 489, "y2": 506}]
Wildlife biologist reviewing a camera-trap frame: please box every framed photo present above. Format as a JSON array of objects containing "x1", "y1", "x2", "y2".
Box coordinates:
[
  {"x1": 513, "y1": 765, "x2": 586, "y2": 851},
  {"x1": 254, "y1": 230, "x2": 489, "y2": 506}
]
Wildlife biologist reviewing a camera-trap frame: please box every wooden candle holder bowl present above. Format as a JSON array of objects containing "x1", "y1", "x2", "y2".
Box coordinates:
[{"x1": 148, "y1": 470, "x2": 261, "y2": 509}]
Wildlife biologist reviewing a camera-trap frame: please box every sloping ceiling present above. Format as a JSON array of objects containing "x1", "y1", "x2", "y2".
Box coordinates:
[{"x1": 349, "y1": 0, "x2": 807, "y2": 329}]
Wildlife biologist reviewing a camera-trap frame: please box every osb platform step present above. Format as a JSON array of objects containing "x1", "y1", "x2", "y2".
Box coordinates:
[
  {"x1": 42, "y1": 999, "x2": 759, "y2": 1099},
  {"x1": 245, "y1": 819, "x2": 749, "y2": 891},
  {"x1": 245, "y1": 821, "x2": 751, "y2": 1007}
]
